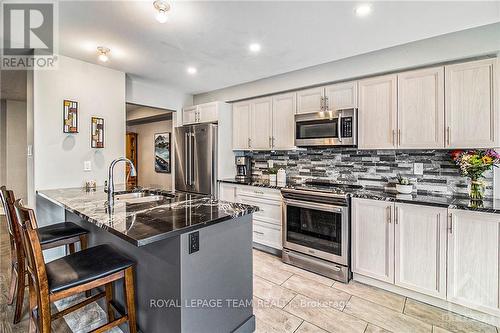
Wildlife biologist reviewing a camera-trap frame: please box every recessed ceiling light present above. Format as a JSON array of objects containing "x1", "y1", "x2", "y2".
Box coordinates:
[
  {"x1": 187, "y1": 66, "x2": 197, "y2": 75},
  {"x1": 249, "y1": 43, "x2": 261, "y2": 53},
  {"x1": 153, "y1": 0, "x2": 171, "y2": 23},
  {"x1": 97, "y1": 46, "x2": 110, "y2": 62},
  {"x1": 354, "y1": 4, "x2": 372, "y2": 17}
]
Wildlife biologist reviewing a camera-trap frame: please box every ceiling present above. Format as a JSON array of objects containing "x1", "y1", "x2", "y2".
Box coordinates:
[{"x1": 57, "y1": 1, "x2": 500, "y2": 95}]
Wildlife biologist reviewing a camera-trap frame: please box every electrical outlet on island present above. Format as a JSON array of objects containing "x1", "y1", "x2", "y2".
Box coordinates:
[{"x1": 413, "y1": 163, "x2": 423, "y2": 175}]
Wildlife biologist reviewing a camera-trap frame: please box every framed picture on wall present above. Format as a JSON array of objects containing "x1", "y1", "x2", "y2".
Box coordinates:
[
  {"x1": 63, "y1": 100, "x2": 78, "y2": 133},
  {"x1": 154, "y1": 132, "x2": 171, "y2": 173},
  {"x1": 91, "y1": 117, "x2": 104, "y2": 148}
]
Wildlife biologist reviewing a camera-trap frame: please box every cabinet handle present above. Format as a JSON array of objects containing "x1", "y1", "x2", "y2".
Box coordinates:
[
  {"x1": 392, "y1": 130, "x2": 396, "y2": 146},
  {"x1": 448, "y1": 213, "x2": 453, "y2": 234},
  {"x1": 387, "y1": 206, "x2": 392, "y2": 223},
  {"x1": 320, "y1": 96, "x2": 324, "y2": 111},
  {"x1": 398, "y1": 129, "x2": 401, "y2": 146},
  {"x1": 269, "y1": 136, "x2": 272, "y2": 148},
  {"x1": 324, "y1": 96, "x2": 329, "y2": 111},
  {"x1": 272, "y1": 137, "x2": 275, "y2": 148},
  {"x1": 253, "y1": 231, "x2": 264, "y2": 235},
  {"x1": 248, "y1": 138, "x2": 252, "y2": 148},
  {"x1": 395, "y1": 207, "x2": 399, "y2": 224},
  {"x1": 446, "y1": 127, "x2": 451, "y2": 146}
]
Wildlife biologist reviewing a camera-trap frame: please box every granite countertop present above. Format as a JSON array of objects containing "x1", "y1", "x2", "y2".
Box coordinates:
[
  {"x1": 218, "y1": 179, "x2": 500, "y2": 214},
  {"x1": 350, "y1": 189, "x2": 500, "y2": 213},
  {"x1": 37, "y1": 186, "x2": 259, "y2": 247}
]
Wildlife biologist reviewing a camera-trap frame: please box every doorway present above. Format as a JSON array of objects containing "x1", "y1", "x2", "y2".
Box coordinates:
[{"x1": 125, "y1": 103, "x2": 174, "y2": 190}]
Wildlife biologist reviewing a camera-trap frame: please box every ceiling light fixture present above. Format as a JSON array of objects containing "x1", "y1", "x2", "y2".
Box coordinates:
[
  {"x1": 97, "y1": 46, "x2": 110, "y2": 62},
  {"x1": 354, "y1": 4, "x2": 372, "y2": 17},
  {"x1": 187, "y1": 66, "x2": 197, "y2": 75},
  {"x1": 249, "y1": 43, "x2": 261, "y2": 53},
  {"x1": 153, "y1": 0, "x2": 171, "y2": 23}
]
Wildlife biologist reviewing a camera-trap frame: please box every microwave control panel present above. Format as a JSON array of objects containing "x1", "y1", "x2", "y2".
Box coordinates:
[{"x1": 341, "y1": 117, "x2": 353, "y2": 138}]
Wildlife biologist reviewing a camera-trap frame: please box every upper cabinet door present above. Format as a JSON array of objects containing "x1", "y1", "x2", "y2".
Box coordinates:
[
  {"x1": 296, "y1": 87, "x2": 324, "y2": 114},
  {"x1": 198, "y1": 102, "x2": 218, "y2": 123},
  {"x1": 445, "y1": 59, "x2": 497, "y2": 148},
  {"x1": 394, "y1": 203, "x2": 447, "y2": 299},
  {"x1": 232, "y1": 101, "x2": 251, "y2": 150},
  {"x1": 272, "y1": 93, "x2": 296, "y2": 150},
  {"x1": 183, "y1": 106, "x2": 198, "y2": 125},
  {"x1": 324, "y1": 81, "x2": 358, "y2": 111},
  {"x1": 251, "y1": 97, "x2": 273, "y2": 150},
  {"x1": 398, "y1": 67, "x2": 445, "y2": 149},
  {"x1": 351, "y1": 198, "x2": 395, "y2": 284},
  {"x1": 447, "y1": 209, "x2": 500, "y2": 316},
  {"x1": 358, "y1": 74, "x2": 398, "y2": 149}
]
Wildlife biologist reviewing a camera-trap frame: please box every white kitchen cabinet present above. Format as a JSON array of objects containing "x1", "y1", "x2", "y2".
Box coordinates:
[
  {"x1": 398, "y1": 67, "x2": 445, "y2": 149},
  {"x1": 358, "y1": 74, "x2": 398, "y2": 149},
  {"x1": 197, "y1": 102, "x2": 218, "y2": 123},
  {"x1": 222, "y1": 184, "x2": 282, "y2": 250},
  {"x1": 394, "y1": 203, "x2": 447, "y2": 299},
  {"x1": 250, "y1": 97, "x2": 273, "y2": 150},
  {"x1": 296, "y1": 87, "x2": 324, "y2": 114},
  {"x1": 445, "y1": 59, "x2": 497, "y2": 148},
  {"x1": 325, "y1": 81, "x2": 358, "y2": 110},
  {"x1": 232, "y1": 101, "x2": 252, "y2": 150},
  {"x1": 272, "y1": 93, "x2": 296, "y2": 150},
  {"x1": 218, "y1": 182, "x2": 237, "y2": 202},
  {"x1": 447, "y1": 209, "x2": 500, "y2": 315},
  {"x1": 182, "y1": 101, "x2": 225, "y2": 125},
  {"x1": 351, "y1": 198, "x2": 394, "y2": 283},
  {"x1": 182, "y1": 106, "x2": 198, "y2": 125}
]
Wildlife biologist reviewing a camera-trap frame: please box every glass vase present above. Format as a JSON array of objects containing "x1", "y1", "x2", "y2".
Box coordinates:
[{"x1": 468, "y1": 178, "x2": 485, "y2": 201}]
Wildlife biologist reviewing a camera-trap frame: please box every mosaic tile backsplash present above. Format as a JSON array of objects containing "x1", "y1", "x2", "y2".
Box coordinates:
[{"x1": 243, "y1": 148, "x2": 494, "y2": 198}]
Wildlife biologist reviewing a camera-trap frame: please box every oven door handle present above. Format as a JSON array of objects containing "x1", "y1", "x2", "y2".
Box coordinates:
[{"x1": 283, "y1": 199, "x2": 345, "y2": 213}]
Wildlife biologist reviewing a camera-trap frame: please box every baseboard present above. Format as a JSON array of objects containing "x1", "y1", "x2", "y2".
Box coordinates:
[
  {"x1": 252, "y1": 242, "x2": 282, "y2": 257},
  {"x1": 353, "y1": 273, "x2": 500, "y2": 327}
]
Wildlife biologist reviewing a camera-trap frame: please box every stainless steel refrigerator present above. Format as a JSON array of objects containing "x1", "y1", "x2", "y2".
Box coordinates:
[{"x1": 175, "y1": 123, "x2": 218, "y2": 196}]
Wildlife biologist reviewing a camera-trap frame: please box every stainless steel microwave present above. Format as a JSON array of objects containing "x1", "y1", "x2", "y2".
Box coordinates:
[{"x1": 295, "y1": 108, "x2": 357, "y2": 147}]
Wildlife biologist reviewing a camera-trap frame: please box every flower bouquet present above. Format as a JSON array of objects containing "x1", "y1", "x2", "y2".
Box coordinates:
[{"x1": 451, "y1": 149, "x2": 500, "y2": 200}]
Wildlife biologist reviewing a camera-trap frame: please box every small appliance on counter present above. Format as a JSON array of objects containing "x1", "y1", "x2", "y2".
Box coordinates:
[{"x1": 235, "y1": 156, "x2": 251, "y2": 182}]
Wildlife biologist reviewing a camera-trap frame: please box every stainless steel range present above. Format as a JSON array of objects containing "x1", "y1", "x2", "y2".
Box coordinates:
[{"x1": 281, "y1": 181, "x2": 362, "y2": 283}]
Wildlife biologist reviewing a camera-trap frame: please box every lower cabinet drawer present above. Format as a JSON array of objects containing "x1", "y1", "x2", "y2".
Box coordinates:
[
  {"x1": 253, "y1": 219, "x2": 282, "y2": 250},
  {"x1": 239, "y1": 195, "x2": 281, "y2": 226}
]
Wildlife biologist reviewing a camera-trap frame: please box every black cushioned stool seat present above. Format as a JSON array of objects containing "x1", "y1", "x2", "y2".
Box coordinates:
[
  {"x1": 38, "y1": 222, "x2": 88, "y2": 245},
  {"x1": 46, "y1": 244, "x2": 135, "y2": 293}
]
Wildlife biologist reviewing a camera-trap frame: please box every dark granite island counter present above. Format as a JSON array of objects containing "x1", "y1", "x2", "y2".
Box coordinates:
[{"x1": 36, "y1": 187, "x2": 258, "y2": 333}]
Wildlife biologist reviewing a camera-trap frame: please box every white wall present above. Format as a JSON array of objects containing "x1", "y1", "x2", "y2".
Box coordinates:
[
  {"x1": 6, "y1": 100, "x2": 27, "y2": 201},
  {"x1": 194, "y1": 23, "x2": 500, "y2": 104},
  {"x1": 127, "y1": 120, "x2": 173, "y2": 189},
  {"x1": 126, "y1": 77, "x2": 193, "y2": 127},
  {"x1": 33, "y1": 55, "x2": 126, "y2": 190}
]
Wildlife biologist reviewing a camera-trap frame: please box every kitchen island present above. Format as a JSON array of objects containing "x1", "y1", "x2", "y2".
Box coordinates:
[{"x1": 36, "y1": 187, "x2": 257, "y2": 333}]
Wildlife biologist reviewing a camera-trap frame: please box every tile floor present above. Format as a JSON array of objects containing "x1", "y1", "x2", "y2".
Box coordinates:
[
  {"x1": 252, "y1": 249, "x2": 500, "y2": 333},
  {"x1": 1, "y1": 214, "x2": 499, "y2": 333}
]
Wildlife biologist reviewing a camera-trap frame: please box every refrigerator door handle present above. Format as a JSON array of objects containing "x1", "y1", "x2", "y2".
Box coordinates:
[
  {"x1": 185, "y1": 132, "x2": 190, "y2": 185},
  {"x1": 191, "y1": 132, "x2": 196, "y2": 186}
]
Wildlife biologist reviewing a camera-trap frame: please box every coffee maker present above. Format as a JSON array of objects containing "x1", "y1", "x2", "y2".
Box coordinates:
[{"x1": 235, "y1": 156, "x2": 251, "y2": 182}]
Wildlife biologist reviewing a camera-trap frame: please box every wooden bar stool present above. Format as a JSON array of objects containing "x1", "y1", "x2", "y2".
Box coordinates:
[
  {"x1": 14, "y1": 199, "x2": 137, "y2": 333},
  {"x1": 0, "y1": 186, "x2": 89, "y2": 324}
]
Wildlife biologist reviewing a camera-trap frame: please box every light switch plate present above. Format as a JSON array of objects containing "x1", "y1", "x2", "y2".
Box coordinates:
[
  {"x1": 84, "y1": 161, "x2": 92, "y2": 171},
  {"x1": 413, "y1": 163, "x2": 423, "y2": 175},
  {"x1": 268, "y1": 160, "x2": 274, "y2": 168}
]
